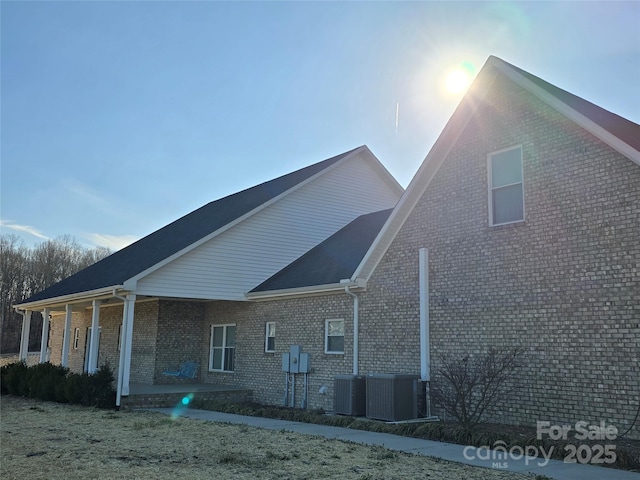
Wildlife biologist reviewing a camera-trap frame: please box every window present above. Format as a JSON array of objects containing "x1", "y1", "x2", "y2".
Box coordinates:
[
  {"x1": 488, "y1": 146, "x2": 524, "y2": 225},
  {"x1": 265, "y1": 322, "x2": 276, "y2": 353},
  {"x1": 325, "y1": 319, "x2": 344, "y2": 354},
  {"x1": 117, "y1": 325, "x2": 122, "y2": 352},
  {"x1": 73, "y1": 328, "x2": 80, "y2": 350},
  {"x1": 209, "y1": 324, "x2": 236, "y2": 372}
]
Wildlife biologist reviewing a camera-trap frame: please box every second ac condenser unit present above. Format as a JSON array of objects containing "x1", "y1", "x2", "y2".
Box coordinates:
[
  {"x1": 366, "y1": 374, "x2": 419, "y2": 421},
  {"x1": 333, "y1": 375, "x2": 366, "y2": 416}
]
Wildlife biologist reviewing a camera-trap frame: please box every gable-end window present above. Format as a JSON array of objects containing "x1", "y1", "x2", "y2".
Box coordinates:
[
  {"x1": 325, "y1": 319, "x2": 344, "y2": 354},
  {"x1": 488, "y1": 146, "x2": 524, "y2": 225},
  {"x1": 265, "y1": 322, "x2": 276, "y2": 353},
  {"x1": 209, "y1": 324, "x2": 236, "y2": 372},
  {"x1": 73, "y1": 328, "x2": 80, "y2": 350}
]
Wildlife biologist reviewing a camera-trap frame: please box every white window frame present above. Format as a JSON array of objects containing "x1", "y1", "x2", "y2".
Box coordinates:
[
  {"x1": 325, "y1": 319, "x2": 345, "y2": 355},
  {"x1": 73, "y1": 328, "x2": 80, "y2": 350},
  {"x1": 209, "y1": 324, "x2": 236, "y2": 373},
  {"x1": 265, "y1": 321, "x2": 276, "y2": 353},
  {"x1": 487, "y1": 145, "x2": 525, "y2": 226}
]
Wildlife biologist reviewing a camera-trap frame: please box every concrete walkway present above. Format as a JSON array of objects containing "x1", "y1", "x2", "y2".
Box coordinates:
[{"x1": 147, "y1": 407, "x2": 639, "y2": 480}]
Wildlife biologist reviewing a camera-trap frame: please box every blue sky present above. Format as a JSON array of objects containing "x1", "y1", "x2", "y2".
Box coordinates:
[{"x1": 2, "y1": 1, "x2": 639, "y2": 250}]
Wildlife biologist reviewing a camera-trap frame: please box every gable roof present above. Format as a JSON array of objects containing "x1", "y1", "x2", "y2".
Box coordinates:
[
  {"x1": 353, "y1": 55, "x2": 640, "y2": 283},
  {"x1": 249, "y1": 208, "x2": 393, "y2": 297},
  {"x1": 19, "y1": 146, "x2": 379, "y2": 307},
  {"x1": 496, "y1": 57, "x2": 640, "y2": 159}
]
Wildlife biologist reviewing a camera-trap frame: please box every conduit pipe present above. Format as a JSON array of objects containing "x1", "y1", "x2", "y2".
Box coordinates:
[
  {"x1": 419, "y1": 248, "x2": 432, "y2": 417},
  {"x1": 419, "y1": 248, "x2": 430, "y2": 381},
  {"x1": 344, "y1": 285, "x2": 359, "y2": 376}
]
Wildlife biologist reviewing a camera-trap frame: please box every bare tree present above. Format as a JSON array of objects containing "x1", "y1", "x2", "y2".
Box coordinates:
[
  {"x1": 431, "y1": 346, "x2": 527, "y2": 433},
  {"x1": 0, "y1": 235, "x2": 111, "y2": 353}
]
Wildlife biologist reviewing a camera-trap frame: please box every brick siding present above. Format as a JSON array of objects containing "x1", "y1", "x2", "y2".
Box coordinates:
[{"x1": 358, "y1": 74, "x2": 640, "y2": 437}]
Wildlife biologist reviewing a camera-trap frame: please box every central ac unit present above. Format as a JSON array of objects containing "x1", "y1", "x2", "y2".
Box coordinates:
[
  {"x1": 334, "y1": 375, "x2": 366, "y2": 416},
  {"x1": 366, "y1": 374, "x2": 418, "y2": 421}
]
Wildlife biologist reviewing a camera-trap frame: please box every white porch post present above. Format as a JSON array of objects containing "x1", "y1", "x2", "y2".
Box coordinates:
[
  {"x1": 61, "y1": 304, "x2": 73, "y2": 368},
  {"x1": 39, "y1": 308, "x2": 50, "y2": 363},
  {"x1": 88, "y1": 300, "x2": 101, "y2": 374},
  {"x1": 121, "y1": 294, "x2": 136, "y2": 396},
  {"x1": 19, "y1": 311, "x2": 32, "y2": 362}
]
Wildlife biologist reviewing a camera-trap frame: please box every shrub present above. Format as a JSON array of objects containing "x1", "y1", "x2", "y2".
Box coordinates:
[
  {"x1": 26, "y1": 362, "x2": 69, "y2": 402},
  {"x1": 431, "y1": 346, "x2": 527, "y2": 433},
  {"x1": 1, "y1": 361, "x2": 29, "y2": 396},
  {"x1": 0, "y1": 361, "x2": 116, "y2": 408}
]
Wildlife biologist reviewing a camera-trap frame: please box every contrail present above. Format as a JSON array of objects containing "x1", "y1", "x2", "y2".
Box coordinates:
[{"x1": 395, "y1": 102, "x2": 399, "y2": 134}]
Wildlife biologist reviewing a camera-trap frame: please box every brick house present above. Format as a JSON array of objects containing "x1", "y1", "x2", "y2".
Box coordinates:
[
  {"x1": 15, "y1": 56, "x2": 639, "y2": 438},
  {"x1": 14, "y1": 146, "x2": 403, "y2": 406}
]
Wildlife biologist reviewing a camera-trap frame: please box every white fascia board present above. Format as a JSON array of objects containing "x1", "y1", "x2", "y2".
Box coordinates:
[
  {"x1": 490, "y1": 57, "x2": 640, "y2": 166},
  {"x1": 124, "y1": 147, "x2": 367, "y2": 287},
  {"x1": 14, "y1": 285, "x2": 125, "y2": 312},
  {"x1": 245, "y1": 281, "x2": 365, "y2": 301},
  {"x1": 352, "y1": 72, "x2": 497, "y2": 282}
]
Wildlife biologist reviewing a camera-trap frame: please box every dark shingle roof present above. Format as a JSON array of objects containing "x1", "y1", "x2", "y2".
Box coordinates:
[
  {"x1": 21, "y1": 147, "x2": 361, "y2": 304},
  {"x1": 495, "y1": 57, "x2": 640, "y2": 151},
  {"x1": 251, "y1": 208, "x2": 393, "y2": 292}
]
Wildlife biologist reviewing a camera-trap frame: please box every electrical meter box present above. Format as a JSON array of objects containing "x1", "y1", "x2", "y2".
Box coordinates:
[
  {"x1": 281, "y1": 345, "x2": 310, "y2": 373},
  {"x1": 299, "y1": 353, "x2": 310, "y2": 373},
  {"x1": 281, "y1": 353, "x2": 290, "y2": 372}
]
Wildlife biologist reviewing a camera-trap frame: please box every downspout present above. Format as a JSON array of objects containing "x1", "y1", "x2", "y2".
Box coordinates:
[
  {"x1": 419, "y1": 248, "x2": 431, "y2": 416},
  {"x1": 344, "y1": 285, "x2": 359, "y2": 376},
  {"x1": 113, "y1": 289, "x2": 128, "y2": 409}
]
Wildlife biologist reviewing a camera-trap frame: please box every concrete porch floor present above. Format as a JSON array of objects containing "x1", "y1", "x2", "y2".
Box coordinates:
[
  {"x1": 122, "y1": 383, "x2": 253, "y2": 409},
  {"x1": 128, "y1": 382, "x2": 247, "y2": 395}
]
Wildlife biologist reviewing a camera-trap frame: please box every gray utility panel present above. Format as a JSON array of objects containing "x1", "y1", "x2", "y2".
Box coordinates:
[{"x1": 282, "y1": 345, "x2": 310, "y2": 373}]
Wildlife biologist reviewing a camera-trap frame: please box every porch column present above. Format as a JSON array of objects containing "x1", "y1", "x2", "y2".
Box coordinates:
[
  {"x1": 39, "y1": 308, "x2": 50, "y2": 363},
  {"x1": 18, "y1": 311, "x2": 32, "y2": 362},
  {"x1": 61, "y1": 304, "x2": 73, "y2": 368},
  {"x1": 87, "y1": 300, "x2": 101, "y2": 374},
  {"x1": 121, "y1": 294, "x2": 136, "y2": 396}
]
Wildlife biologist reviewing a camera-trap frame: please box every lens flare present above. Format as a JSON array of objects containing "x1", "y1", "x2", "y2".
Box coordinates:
[{"x1": 171, "y1": 393, "x2": 195, "y2": 419}]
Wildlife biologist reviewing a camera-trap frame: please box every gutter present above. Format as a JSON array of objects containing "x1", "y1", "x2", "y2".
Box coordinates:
[
  {"x1": 14, "y1": 285, "x2": 125, "y2": 311},
  {"x1": 246, "y1": 278, "x2": 367, "y2": 301}
]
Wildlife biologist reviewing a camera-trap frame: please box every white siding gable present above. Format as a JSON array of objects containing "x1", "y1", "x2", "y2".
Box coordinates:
[{"x1": 135, "y1": 152, "x2": 400, "y2": 300}]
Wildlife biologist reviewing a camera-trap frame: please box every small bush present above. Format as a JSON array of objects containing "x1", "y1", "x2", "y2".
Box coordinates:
[
  {"x1": 0, "y1": 361, "x2": 115, "y2": 408},
  {"x1": 1, "y1": 361, "x2": 27, "y2": 395},
  {"x1": 26, "y1": 362, "x2": 69, "y2": 402}
]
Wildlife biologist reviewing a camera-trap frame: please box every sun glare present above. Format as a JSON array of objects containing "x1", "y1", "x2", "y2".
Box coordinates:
[
  {"x1": 445, "y1": 69, "x2": 471, "y2": 94},
  {"x1": 444, "y1": 61, "x2": 476, "y2": 94}
]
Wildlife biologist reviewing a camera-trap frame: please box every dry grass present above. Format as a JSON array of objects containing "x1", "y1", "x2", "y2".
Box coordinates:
[{"x1": 1, "y1": 396, "x2": 530, "y2": 479}]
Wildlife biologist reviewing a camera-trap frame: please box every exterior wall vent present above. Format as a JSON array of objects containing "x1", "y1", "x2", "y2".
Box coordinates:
[
  {"x1": 333, "y1": 375, "x2": 366, "y2": 416},
  {"x1": 366, "y1": 374, "x2": 419, "y2": 421}
]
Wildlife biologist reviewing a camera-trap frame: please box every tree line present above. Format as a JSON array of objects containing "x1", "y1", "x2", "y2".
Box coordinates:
[{"x1": 0, "y1": 234, "x2": 111, "y2": 353}]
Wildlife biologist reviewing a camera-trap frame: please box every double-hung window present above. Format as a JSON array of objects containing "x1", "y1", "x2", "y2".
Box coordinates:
[
  {"x1": 209, "y1": 324, "x2": 236, "y2": 372},
  {"x1": 265, "y1": 322, "x2": 276, "y2": 353},
  {"x1": 488, "y1": 146, "x2": 524, "y2": 225},
  {"x1": 325, "y1": 319, "x2": 344, "y2": 354}
]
